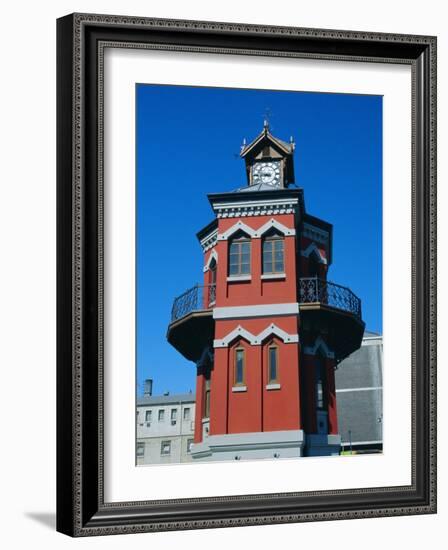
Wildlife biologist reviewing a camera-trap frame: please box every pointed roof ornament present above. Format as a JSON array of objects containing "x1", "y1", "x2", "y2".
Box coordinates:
[{"x1": 263, "y1": 117, "x2": 269, "y2": 132}]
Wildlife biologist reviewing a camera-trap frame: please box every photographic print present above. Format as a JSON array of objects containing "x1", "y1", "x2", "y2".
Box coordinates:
[{"x1": 135, "y1": 85, "x2": 382, "y2": 465}]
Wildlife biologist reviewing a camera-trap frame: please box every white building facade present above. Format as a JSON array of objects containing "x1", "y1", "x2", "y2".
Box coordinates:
[{"x1": 136, "y1": 384, "x2": 196, "y2": 465}]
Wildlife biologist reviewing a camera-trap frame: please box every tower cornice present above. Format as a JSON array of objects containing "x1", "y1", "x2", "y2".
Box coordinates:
[{"x1": 208, "y1": 188, "x2": 304, "y2": 219}]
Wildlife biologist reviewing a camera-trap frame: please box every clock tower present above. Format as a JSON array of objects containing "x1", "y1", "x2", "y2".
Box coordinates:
[
  {"x1": 241, "y1": 120, "x2": 295, "y2": 189},
  {"x1": 167, "y1": 123, "x2": 365, "y2": 460}
]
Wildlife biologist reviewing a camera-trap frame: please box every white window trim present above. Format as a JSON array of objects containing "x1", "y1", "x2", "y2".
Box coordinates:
[
  {"x1": 261, "y1": 273, "x2": 286, "y2": 280},
  {"x1": 218, "y1": 218, "x2": 295, "y2": 241},
  {"x1": 214, "y1": 323, "x2": 299, "y2": 348},
  {"x1": 203, "y1": 249, "x2": 218, "y2": 272},
  {"x1": 227, "y1": 275, "x2": 252, "y2": 282}
]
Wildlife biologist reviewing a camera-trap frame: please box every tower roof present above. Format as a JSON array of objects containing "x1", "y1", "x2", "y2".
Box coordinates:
[{"x1": 240, "y1": 122, "x2": 295, "y2": 159}]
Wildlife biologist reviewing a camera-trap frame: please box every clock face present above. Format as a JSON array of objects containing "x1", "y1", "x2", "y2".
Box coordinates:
[{"x1": 252, "y1": 161, "x2": 281, "y2": 187}]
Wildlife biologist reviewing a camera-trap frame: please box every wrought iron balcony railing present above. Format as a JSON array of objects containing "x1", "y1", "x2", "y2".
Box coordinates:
[
  {"x1": 171, "y1": 284, "x2": 216, "y2": 322},
  {"x1": 170, "y1": 278, "x2": 361, "y2": 324},
  {"x1": 299, "y1": 277, "x2": 362, "y2": 319}
]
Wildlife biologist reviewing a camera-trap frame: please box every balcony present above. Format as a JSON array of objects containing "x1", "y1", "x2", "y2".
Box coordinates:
[
  {"x1": 171, "y1": 284, "x2": 216, "y2": 322},
  {"x1": 167, "y1": 284, "x2": 216, "y2": 362},
  {"x1": 298, "y1": 277, "x2": 365, "y2": 362},
  {"x1": 167, "y1": 278, "x2": 364, "y2": 363}
]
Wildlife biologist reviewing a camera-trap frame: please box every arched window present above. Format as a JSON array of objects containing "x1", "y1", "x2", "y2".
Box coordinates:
[
  {"x1": 262, "y1": 231, "x2": 284, "y2": 274},
  {"x1": 267, "y1": 343, "x2": 279, "y2": 384},
  {"x1": 315, "y1": 352, "x2": 327, "y2": 411},
  {"x1": 315, "y1": 351, "x2": 329, "y2": 434},
  {"x1": 229, "y1": 233, "x2": 251, "y2": 276},
  {"x1": 208, "y1": 258, "x2": 217, "y2": 305},
  {"x1": 203, "y1": 377, "x2": 211, "y2": 419},
  {"x1": 234, "y1": 346, "x2": 246, "y2": 386}
]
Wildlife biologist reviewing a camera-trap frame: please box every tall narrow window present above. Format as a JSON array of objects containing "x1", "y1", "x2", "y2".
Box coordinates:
[
  {"x1": 203, "y1": 378, "x2": 211, "y2": 418},
  {"x1": 268, "y1": 345, "x2": 279, "y2": 383},
  {"x1": 209, "y1": 259, "x2": 217, "y2": 304},
  {"x1": 234, "y1": 347, "x2": 245, "y2": 386},
  {"x1": 262, "y1": 234, "x2": 284, "y2": 274},
  {"x1": 315, "y1": 355, "x2": 327, "y2": 411},
  {"x1": 229, "y1": 237, "x2": 251, "y2": 276}
]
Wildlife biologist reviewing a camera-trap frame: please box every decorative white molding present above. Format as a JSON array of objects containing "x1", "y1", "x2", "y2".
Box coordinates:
[
  {"x1": 266, "y1": 383, "x2": 281, "y2": 390},
  {"x1": 203, "y1": 249, "x2": 218, "y2": 272},
  {"x1": 199, "y1": 228, "x2": 218, "y2": 252},
  {"x1": 232, "y1": 386, "x2": 247, "y2": 393},
  {"x1": 256, "y1": 218, "x2": 295, "y2": 237},
  {"x1": 213, "y1": 302, "x2": 299, "y2": 319},
  {"x1": 227, "y1": 275, "x2": 251, "y2": 282},
  {"x1": 303, "y1": 222, "x2": 329, "y2": 245},
  {"x1": 214, "y1": 323, "x2": 299, "y2": 348},
  {"x1": 213, "y1": 197, "x2": 300, "y2": 219},
  {"x1": 261, "y1": 273, "x2": 286, "y2": 280},
  {"x1": 301, "y1": 242, "x2": 327, "y2": 264},
  {"x1": 217, "y1": 218, "x2": 295, "y2": 241},
  {"x1": 303, "y1": 336, "x2": 335, "y2": 359},
  {"x1": 218, "y1": 220, "x2": 256, "y2": 240}
]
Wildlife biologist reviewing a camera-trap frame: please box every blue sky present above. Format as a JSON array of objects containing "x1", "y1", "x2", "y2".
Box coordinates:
[{"x1": 136, "y1": 84, "x2": 382, "y2": 396}]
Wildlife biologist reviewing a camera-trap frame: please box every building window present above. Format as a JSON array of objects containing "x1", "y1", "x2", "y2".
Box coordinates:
[
  {"x1": 145, "y1": 410, "x2": 152, "y2": 422},
  {"x1": 234, "y1": 347, "x2": 245, "y2": 386},
  {"x1": 268, "y1": 345, "x2": 279, "y2": 383},
  {"x1": 203, "y1": 379, "x2": 211, "y2": 418},
  {"x1": 136, "y1": 443, "x2": 145, "y2": 457},
  {"x1": 229, "y1": 237, "x2": 251, "y2": 276},
  {"x1": 208, "y1": 259, "x2": 217, "y2": 305},
  {"x1": 262, "y1": 234, "x2": 284, "y2": 274},
  {"x1": 160, "y1": 440, "x2": 171, "y2": 456},
  {"x1": 171, "y1": 408, "x2": 177, "y2": 425},
  {"x1": 187, "y1": 439, "x2": 194, "y2": 453},
  {"x1": 315, "y1": 355, "x2": 328, "y2": 411},
  {"x1": 183, "y1": 407, "x2": 191, "y2": 421},
  {"x1": 158, "y1": 409, "x2": 165, "y2": 422}
]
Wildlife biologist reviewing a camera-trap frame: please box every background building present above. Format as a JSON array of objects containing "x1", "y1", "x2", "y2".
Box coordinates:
[
  {"x1": 136, "y1": 379, "x2": 196, "y2": 465},
  {"x1": 335, "y1": 331, "x2": 383, "y2": 453}
]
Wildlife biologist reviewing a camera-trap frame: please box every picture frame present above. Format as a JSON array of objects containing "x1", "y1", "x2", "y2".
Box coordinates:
[{"x1": 56, "y1": 12, "x2": 437, "y2": 537}]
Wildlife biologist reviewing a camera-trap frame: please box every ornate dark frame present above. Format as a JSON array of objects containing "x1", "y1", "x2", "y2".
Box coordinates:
[{"x1": 56, "y1": 13, "x2": 437, "y2": 537}]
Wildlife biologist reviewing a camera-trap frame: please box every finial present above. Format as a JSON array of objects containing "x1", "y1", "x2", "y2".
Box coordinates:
[
  {"x1": 262, "y1": 108, "x2": 272, "y2": 131},
  {"x1": 240, "y1": 137, "x2": 247, "y2": 152}
]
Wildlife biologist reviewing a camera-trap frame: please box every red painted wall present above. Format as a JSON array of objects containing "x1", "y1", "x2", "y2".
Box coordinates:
[{"x1": 195, "y1": 213, "x2": 338, "y2": 443}]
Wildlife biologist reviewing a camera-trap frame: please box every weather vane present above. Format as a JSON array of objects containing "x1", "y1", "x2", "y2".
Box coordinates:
[{"x1": 262, "y1": 107, "x2": 273, "y2": 130}]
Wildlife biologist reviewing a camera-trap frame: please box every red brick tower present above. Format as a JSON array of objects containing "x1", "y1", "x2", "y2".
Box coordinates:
[{"x1": 167, "y1": 123, "x2": 364, "y2": 460}]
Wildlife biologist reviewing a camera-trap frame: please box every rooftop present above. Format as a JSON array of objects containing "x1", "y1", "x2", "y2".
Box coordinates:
[{"x1": 137, "y1": 392, "x2": 195, "y2": 407}]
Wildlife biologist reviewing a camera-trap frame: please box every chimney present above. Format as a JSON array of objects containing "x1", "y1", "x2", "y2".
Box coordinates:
[{"x1": 143, "y1": 379, "x2": 153, "y2": 397}]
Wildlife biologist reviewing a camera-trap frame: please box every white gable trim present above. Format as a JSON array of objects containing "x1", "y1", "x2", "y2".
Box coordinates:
[
  {"x1": 300, "y1": 242, "x2": 327, "y2": 265},
  {"x1": 257, "y1": 218, "x2": 295, "y2": 237},
  {"x1": 203, "y1": 249, "x2": 218, "y2": 272},
  {"x1": 303, "y1": 336, "x2": 335, "y2": 359},
  {"x1": 217, "y1": 218, "x2": 295, "y2": 241},
  {"x1": 214, "y1": 323, "x2": 299, "y2": 348},
  {"x1": 217, "y1": 221, "x2": 256, "y2": 241}
]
